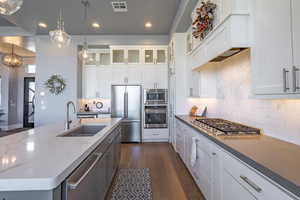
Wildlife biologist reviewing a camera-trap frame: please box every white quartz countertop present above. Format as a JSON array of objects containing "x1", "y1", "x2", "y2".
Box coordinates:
[{"x1": 0, "y1": 117, "x2": 122, "y2": 192}]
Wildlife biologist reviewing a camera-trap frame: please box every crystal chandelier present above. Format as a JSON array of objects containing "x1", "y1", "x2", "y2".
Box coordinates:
[
  {"x1": 0, "y1": 0, "x2": 23, "y2": 15},
  {"x1": 2, "y1": 44, "x2": 23, "y2": 67},
  {"x1": 49, "y1": 10, "x2": 71, "y2": 48},
  {"x1": 78, "y1": 1, "x2": 90, "y2": 61}
]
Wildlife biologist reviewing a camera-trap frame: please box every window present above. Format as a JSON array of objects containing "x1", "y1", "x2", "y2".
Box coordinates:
[{"x1": 26, "y1": 65, "x2": 36, "y2": 74}]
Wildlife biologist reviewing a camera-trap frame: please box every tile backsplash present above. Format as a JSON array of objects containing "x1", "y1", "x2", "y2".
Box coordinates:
[
  {"x1": 78, "y1": 99, "x2": 111, "y2": 112},
  {"x1": 187, "y1": 49, "x2": 300, "y2": 145}
]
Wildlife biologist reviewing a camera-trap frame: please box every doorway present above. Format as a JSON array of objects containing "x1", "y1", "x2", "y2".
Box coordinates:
[{"x1": 23, "y1": 77, "x2": 35, "y2": 128}]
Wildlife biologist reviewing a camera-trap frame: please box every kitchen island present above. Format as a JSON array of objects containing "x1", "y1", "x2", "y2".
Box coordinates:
[{"x1": 0, "y1": 117, "x2": 122, "y2": 199}]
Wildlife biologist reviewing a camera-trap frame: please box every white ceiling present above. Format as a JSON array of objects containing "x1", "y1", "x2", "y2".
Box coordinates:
[{"x1": 1, "y1": 0, "x2": 181, "y2": 35}]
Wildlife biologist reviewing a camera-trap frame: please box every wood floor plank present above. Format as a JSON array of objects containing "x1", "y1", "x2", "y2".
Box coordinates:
[{"x1": 107, "y1": 143, "x2": 204, "y2": 200}]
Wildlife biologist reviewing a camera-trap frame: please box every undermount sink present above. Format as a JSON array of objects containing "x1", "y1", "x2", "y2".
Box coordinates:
[{"x1": 59, "y1": 125, "x2": 107, "y2": 137}]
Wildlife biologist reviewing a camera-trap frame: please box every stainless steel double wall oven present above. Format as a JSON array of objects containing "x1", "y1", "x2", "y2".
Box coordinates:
[{"x1": 144, "y1": 89, "x2": 168, "y2": 128}]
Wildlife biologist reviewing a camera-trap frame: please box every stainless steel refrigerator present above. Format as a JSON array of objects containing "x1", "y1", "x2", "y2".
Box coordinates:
[{"x1": 111, "y1": 85, "x2": 142, "y2": 143}]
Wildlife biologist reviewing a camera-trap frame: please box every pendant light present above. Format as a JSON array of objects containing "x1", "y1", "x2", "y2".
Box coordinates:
[
  {"x1": 0, "y1": 0, "x2": 23, "y2": 15},
  {"x1": 49, "y1": 9, "x2": 71, "y2": 48},
  {"x1": 2, "y1": 44, "x2": 23, "y2": 67},
  {"x1": 78, "y1": 0, "x2": 90, "y2": 61}
]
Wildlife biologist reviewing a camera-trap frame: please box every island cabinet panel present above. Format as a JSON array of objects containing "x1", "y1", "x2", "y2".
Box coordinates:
[
  {"x1": 0, "y1": 124, "x2": 122, "y2": 200},
  {"x1": 251, "y1": 0, "x2": 300, "y2": 96}
]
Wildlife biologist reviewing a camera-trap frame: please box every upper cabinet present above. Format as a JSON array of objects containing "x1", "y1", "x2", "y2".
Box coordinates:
[
  {"x1": 110, "y1": 46, "x2": 167, "y2": 65},
  {"x1": 111, "y1": 47, "x2": 142, "y2": 65},
  {"x1": 143, "y1": 47, "x2": 168, "y2": 65},
  {"x1": 251, "y1": 0, "x2": 300, "y2": 97}
]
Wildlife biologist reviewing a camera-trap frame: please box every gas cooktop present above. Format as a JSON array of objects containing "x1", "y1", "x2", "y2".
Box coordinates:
[{"x1": 193, "y1": 118, "x2": 261, "y2": 136}]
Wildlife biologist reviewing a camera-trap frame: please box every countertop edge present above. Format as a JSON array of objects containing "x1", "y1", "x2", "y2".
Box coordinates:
[
  {"x1": 175, "y1": 115, "x2": 300, "y2": 198},
  {"x1": 0, "y1": 118, "x2": 122, "y2": 192}
]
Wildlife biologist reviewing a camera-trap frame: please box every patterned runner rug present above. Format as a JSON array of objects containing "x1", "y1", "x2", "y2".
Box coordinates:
[{"x1": 110, "y1": 168, "x2": 153, "y2": 200}]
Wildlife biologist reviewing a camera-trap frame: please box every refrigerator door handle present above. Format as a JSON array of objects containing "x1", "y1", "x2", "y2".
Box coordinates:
[{"x1": 124, "y1": 92, "x2": 128, "y2": 118}]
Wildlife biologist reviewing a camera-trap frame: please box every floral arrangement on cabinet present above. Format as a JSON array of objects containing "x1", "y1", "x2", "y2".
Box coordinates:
[{"x1": 192, "y1": 1, "x2": 217, "y2": 40}]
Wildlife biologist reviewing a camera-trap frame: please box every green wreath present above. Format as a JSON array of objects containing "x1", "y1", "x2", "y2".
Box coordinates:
[{"x1": 45, "y1": 75, "x2": 66, "y2": 95}]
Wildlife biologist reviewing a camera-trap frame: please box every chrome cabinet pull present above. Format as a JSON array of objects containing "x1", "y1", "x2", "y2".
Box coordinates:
[
  {"x1": 283, "y1": 68, "x2": 290, "y2": 92},
  {"x1": 292, "y1": 66, "x2": 300, "y2": 92},
  {"x1": 240, "y1": 175, "x2": 262, "y2": 193}
]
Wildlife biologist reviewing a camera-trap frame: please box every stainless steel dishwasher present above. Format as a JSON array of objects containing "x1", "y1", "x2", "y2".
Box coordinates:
[{"x1": 62, "y1": 139, "x2": 109, "y2": 200}]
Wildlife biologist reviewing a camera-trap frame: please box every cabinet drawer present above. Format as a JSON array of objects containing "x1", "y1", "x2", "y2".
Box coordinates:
[
  {"x1": 223, "y1": 151, "x2": 294, "y2": 200},
  {"x1": 143, "y1": 129, "x2": 169, "y2": 139}
]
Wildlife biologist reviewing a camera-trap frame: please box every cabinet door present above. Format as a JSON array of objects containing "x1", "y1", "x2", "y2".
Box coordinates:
[
  {"x1": 211, "y1": 147, "x2": 222, "y2": 200},
  {"x1": 156, "y1": 67, "x2": 168, "y2": 89},
  {"x1": 111, "y1": 67, "x2": 129, "y2": 84},
  {"x1": 83, "y1": 66, "x2": 97, "y2": 98},
  {"x1": 292, "y1": 0, "x2": 300, "y2": 93},
  {"x1": 111, "y1": 48, "x2": 126, "y2": 64},
  {"x1": 144, "y1": 48, "x2": 155, "y2": 64},
  {"x1": 127, "y1": 67, "x2": 143, "y2": 84},
  {"x1": 127, "y1": 48, "x2": 141, "y2": 64},
  {"x1": 96, "y1": 68, "x2": 112, "y2": 99},
  {"x1": 222, "y1": 169, "x2": 257, "y2": 200},
  {"x1": 142, "y1": 66, "x2": 156, "y2": 89},
  {"x1": 156, "y1": 48, "x2": 167, "y2": 64},
  {"x1": 252, "y1": 0, "x2": 293, "y2": 95},
  {"x1": 187, "y1": 70, "x2": 200, "y2": 97}
]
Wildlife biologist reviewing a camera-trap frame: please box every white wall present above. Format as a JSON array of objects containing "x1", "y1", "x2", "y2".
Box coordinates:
[
  {"x1": 179, "y1": 49, "x2": 300, "y2": 145},
  {"x1": 35, "y1": 35, "x2": 169, "y2": 127}
]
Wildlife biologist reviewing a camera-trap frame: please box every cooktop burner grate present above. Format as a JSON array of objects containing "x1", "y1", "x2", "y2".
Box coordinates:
[{"x1": 194, "y1": 118, "x2": 261, "y2": 135}]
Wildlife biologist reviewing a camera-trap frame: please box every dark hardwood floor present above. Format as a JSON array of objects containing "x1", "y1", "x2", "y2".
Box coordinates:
[{"x1": 107, "y1": 143, "x2": 204, "y2": 200}]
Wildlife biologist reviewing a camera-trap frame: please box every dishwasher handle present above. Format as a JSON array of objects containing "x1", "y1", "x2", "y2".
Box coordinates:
[{"x1": 67, "y1": 152, "x2": 102, "y2": 190}]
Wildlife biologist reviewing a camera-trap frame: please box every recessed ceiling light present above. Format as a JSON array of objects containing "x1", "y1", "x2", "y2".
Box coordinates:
[
  {"x1": 38, "y1": 22, "x2": 48, "y2": 28},
  {"x1": 145, "y1": 22, "x2": 152, "y2": 28},
  {"x1": 92, "y1": 22, "x2": 100, "y2": 29}
]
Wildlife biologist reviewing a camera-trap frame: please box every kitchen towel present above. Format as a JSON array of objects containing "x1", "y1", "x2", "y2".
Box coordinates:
[{"x1": 190, "y1": 137, "x2": 197, "y2": 167}]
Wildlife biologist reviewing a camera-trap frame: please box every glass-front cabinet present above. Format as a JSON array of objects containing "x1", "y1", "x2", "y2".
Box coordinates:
[
  {"x1": 111, "y1": 47, "x2": 141, "y2": 64},
  {"x1": 144, "y1": 48, "x2": 155, "y2": 64},
  {"x1": 111, "y1": 48, "x2": 126, "y2": 64},
  {"x1": 127, "y1": 48, "x2": 141, "y2": 64},
  {"x1": 156, "y1": 48, "x2": 167, "y2": 64},
  {"x1": 143, "y1": 48, "x2": 167, "y2": 64}
]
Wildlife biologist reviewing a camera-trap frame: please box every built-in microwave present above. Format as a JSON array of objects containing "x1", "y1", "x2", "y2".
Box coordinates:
[{"x1": 144, "y1": 89, "x2": 168, "y2": 105}]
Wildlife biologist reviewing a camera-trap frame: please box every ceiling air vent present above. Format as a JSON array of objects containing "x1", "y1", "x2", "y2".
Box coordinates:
[{"x1": 111, "y1": 1, "x2": 128, "y2": 12}]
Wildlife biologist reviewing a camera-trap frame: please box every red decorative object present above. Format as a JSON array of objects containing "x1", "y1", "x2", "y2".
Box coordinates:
[{"x1": 192, "y1": 1, "x2": 217, "y2": 40}]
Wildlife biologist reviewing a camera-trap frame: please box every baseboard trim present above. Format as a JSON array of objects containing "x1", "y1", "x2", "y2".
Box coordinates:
[{"x1": 0, "y1": 123, "x2": 23, "y2": 131}]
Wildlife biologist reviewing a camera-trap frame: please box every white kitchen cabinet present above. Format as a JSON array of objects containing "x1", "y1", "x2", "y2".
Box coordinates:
[
  {"x1": 111, "y1": 47, "x2": 141, "y2": 65},
  {"x1": 144, "y1": 48, "x2": 155, "y2": 64},
  {"x1": 111, "y1": 48, "x2": 126, "y2": 64},
  {"x1": 175, "y1": 119, "x2": 296, "y2": 200},
  {"x1": 96, "y1": 68, "x2": 112, "y2": 99},
  {"x1": 82, "y1": 66, "x2": 98, "y2": 98},
  {"x1": 222, "y1": 151, "x2": 295, "y2": 200},
  {"x1": 143, "y1": 48, "x2": 168, "y2": 65},
  {"x1": 142, "y1": 66, "x2": 168, "y2": 89},
  {"x1": 252, "y1": 0, "x2": 300, "y2": 96},
  {"x1": 252, "y1": 0, "x2": 293, "y2": 95},
  {"x1": 127, "y1": 48, "x2": 141, "y2": 64},
  {"x1": 143, "y1": 128, "x2": 169, "y2": 142},
  {"x1": 156, "y1": 48, "x2": 168, "y2": 64},
  {"x1": 187, "y1": 70, "x2": 200, "y2": 97},
  {"x1": 175, "y1": 121, "x2": 185, "y2": 160},
  {"x1": 292, "y1": 0, "x2": 300, "y2": 93},
  {"x1": 222, "y1": 168, "x2": 256, "y2": 200}
]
